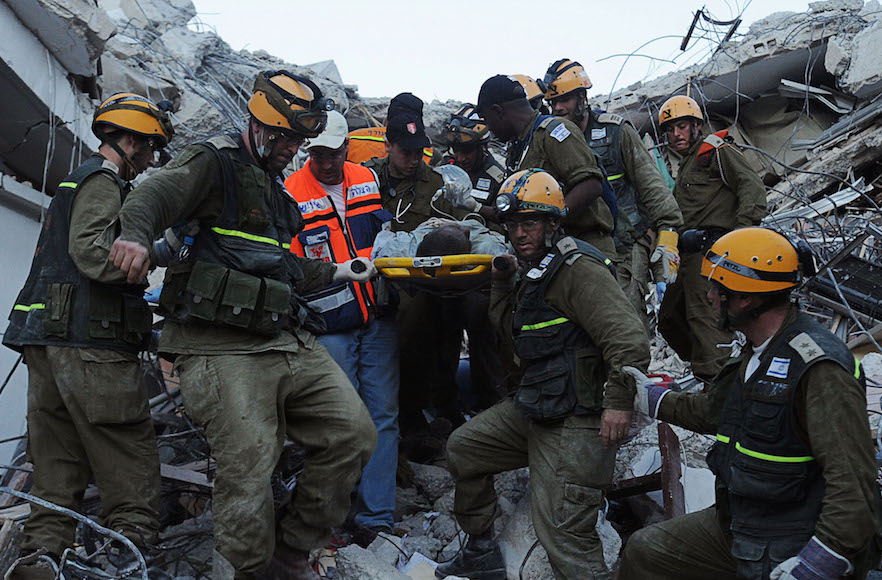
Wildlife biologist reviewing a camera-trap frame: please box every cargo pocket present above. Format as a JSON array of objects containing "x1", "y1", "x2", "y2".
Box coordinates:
[
  {"x1": 122, "y1": 295, "x2": 152, "y2": 346},
  {"x1": 158, "y1": 262, "x2": 193, "y2": 316},
  {"x1": 43, "y1": 283, "x2": 74, "y2": 338},
  {"x1": 555, "y1": 481, "x2": 603, "y2": 533},
  {"x1": 78, "y1": 349, "x2": 146, "y2": 424},
  {"x1": 251, "y1": 278, "x2": 291, "y2": 336},
  {"x1": 187, "y1": 262, "x2": 229, "y2": 322},
  {"x1": 743, "y1": 401, "x2": 784, "y2": 443},
  {"x1": 731, "y1": 534, "x2": 768, "y2": 580},
  {"x1": 89, "y1": 290, "x2": 123, "y2": 340},
  {"x1": 515, "y1": 356, "x2": 576, "y2": 421},
  {"x1": 728, "y1": 451, "x2": 808, "y2": 503},
  {"x1": 216, "y1": 269, "x2": 261, "y2": 329}
]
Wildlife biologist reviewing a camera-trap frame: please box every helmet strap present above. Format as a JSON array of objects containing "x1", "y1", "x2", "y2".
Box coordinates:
[
  {"x1": 573, "y1": 92, "x2": 588, "y2": 125},
  {"x1": 247, "y1": 121, "x2": 270, "y2": 170},
  {"x1": 107, "y1": 137, "x2": 139, "y2": 181}
]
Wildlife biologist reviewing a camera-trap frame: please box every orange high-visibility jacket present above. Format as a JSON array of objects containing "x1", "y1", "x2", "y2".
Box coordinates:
[
  {"x1": 346, "y1": 126, "x2": 434, "y2": 165},
  {"x1": 285, "y1": 161, "x2": 392, "y2": 332}
]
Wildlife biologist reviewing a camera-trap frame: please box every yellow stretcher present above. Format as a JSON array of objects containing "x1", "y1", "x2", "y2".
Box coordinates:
[{"x1": 374, "y1": 254, "x2": 495, "y2": 294}]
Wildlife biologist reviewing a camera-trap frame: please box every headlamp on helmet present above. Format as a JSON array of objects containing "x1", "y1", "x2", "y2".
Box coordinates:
[{"x1": 495, "y1": 169, "x2": 567, "y2": 218}]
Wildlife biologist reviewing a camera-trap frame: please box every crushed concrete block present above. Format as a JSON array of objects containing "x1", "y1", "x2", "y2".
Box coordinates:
[
  {"x1": 334, "y1": 545, "x2": 412, "y2": 580},
  {"x1": 102, "y1": 0, "x2": 197, "y2": 33},
  {"x1": 432, "y1": 488, "x2": 455, "y2": 516},
  {"x1": 426, "y1": 513, "x2": 460, "y2": 547},
  {"x1": 403, "y1": 534, "x2": 443, "y2": 560},
  {"x1": 396, "y1": 513, "x2": 428, "y2": 538},
  {"x1": 840, "y1": 23, "x2": 882, "y2": 98},
  {"x1": 409, "y1": 462, "x2": 455, "y2": 505},
  {"x1": 809, "y1": 0, "x2": 864, "y2": 12},
  {"x1": 158, "y1": 26, "x2": 225, "y2": 72},
  {"x1": 825, "y1": 37, "x2": 852, "y2": 77},
  {"x1": 396, "y1": 485, "x2": 430, "y2": 520},
  {"x1": 437, "y1": 530, "x2": 468, "y2": 563},
  {"x1": 367, "y1": 532, "x2": 405, "y2": 568}
]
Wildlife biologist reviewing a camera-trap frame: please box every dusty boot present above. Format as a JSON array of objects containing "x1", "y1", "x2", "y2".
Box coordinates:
[
  {"x1": 263, "y1": 545, "x2": 319, "y2": 580},
  {"x1": 434, "y1": 529, "x2": 505, "y2": 579}
]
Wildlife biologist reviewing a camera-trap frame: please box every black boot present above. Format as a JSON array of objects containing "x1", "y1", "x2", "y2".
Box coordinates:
[{"x1": 434, "y1": 529, "x2": 505, "y2": 579}]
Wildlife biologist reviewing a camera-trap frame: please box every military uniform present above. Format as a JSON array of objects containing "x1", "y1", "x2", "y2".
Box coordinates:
[
  {"x1": 506, "y1": 110, "x2": 616, "y2": 258},
  {"x1": 441, "y1": 152, "x2": 506, "y2": 211},
  {"x1": 363, "y1": 156, "x2": 466, "y2": 231},
  {"x1": 3, "y1": 155, "x2": 160, "y2": 556},
  {"x1": 658, "y1": 133, "x2": 766, "y2": 380},
  {"x1": 117, "y1": 135, "x2": 376, "y2": 576},
  {"x1": 583, "y1": 112, "x2": 682, "y2": 327},
  {"x1": 620, "y1": 307, "x2": 880, "y2": 579},
  {"x1": 447, "y1": 237, "x2": 650, "y2": 579}
]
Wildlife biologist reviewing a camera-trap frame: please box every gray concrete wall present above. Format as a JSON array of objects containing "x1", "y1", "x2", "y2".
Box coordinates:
[{"x1": 0, "y1": 191, "x2": 45, "y2": 465}]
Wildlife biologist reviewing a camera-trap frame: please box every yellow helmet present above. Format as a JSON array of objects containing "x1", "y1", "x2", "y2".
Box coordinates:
[
  {"x1": 439, "y1": 104, "x2": 490, "y2": 145},
  {"x1": 701, "y1": 227, "x2": 803, "y2": 294},
  {"x1": 494, "y1": 168, "x2": 567, "y2": 218},
  {"x1": 248, "y1": 70, "x2": 333, "y2": 138},
  {"x1": 512, "y1": 75, "x2": 547, "y2": 107},
  {"x1": 543, "y1": 59, "x2": 592, "y2": 100},
  {"x1": 92, "y1": 93, "x2": 174, "y2": 147},
  {"x1": 658, "y1": 95, "x2": 703, "y2": 128}
]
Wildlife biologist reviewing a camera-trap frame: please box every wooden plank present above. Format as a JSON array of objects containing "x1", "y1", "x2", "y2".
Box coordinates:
[
  {"x1": 160, "y1": 464, "x2": 213, "y2": 488},
  {"x1": 0, "y1": 465, "x2": 32, "y2": 509},
  {"x1": 607, "y1": 473, "x2": 662, "y2": 501},
  {"x1": 658, "y1": 422, "x2": 686, "y2": 519}
]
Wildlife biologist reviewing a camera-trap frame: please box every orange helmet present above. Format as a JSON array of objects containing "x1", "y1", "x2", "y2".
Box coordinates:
[
  {"x1": 439, "y1": 104, "x2": 490, "y2": 146},
  {"x1": 248, "y1": 70, "x2": 334, "y2": 138},
  {"x1": 494, "y1": 168, "x2": 566, "y2": 218},
  {"x1": 658, "y1": 95, "x2": 703, "y2": 128},
  {"x1": 512, "y1": 75, "x2": 548, "y2": 108},
  {"x1": 92, "y1": 93, "x2": 174, "y2": 147},
  {"x1": 543, "y1": 59, "x2": 592, "y2": 100},
  {"x1": 701, "y1": 228, "x2": 803, "y2": 294}
]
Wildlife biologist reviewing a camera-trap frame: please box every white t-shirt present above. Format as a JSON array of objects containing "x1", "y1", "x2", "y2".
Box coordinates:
[
  {"x1": 321, "y1": 181, "x2": 346, "y2": 228},
  {"x1": 744, "y1": 335, "x2": 773, "y2": 381}
]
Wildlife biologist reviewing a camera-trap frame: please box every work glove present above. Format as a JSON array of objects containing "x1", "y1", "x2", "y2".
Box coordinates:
[
  {"x1": 333, "y1": 257, "x2": 377, "y2": 283},
  {"x1": 435, "y1": 164, "x2": 481, "y2": 212},
  {"x1": 770, "y1": 537, "x2": 851, "y2": 580},
  {"x1": 656, "y1": 281, "x2": 667, "y2": 302},
  {"x1": 623, "y1": 366, "x2": 674, "y2": 419},
  {"x1": 650, "y1": 229, "x2": 680, "y2": 284}
]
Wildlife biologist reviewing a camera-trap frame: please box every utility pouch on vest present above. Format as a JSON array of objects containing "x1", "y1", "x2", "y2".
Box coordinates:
[
  {"x1": 159, "y1": 262, "x2": 193, "y2": 316},
  {"x1": 122, "y1": 294, "x2": 152, "y2": 346},
  {"x1": 217, "y1": 269, "x2": 261, "y2": 329},
  {"x1": 515, "y1": 353, "x2": 578, "y2": 422},
  {"x1": 235, "y1": 166, "x2": 269, "y2": 232},
  {"x1": 251, "y1": 278, "x2": 291, "y2": 336},
  {"x1": 187, "y1": 261, "x2": 229, "y2": 322},
  {"x1": 43, "y1": 283, "x2": 74, "y2": 339},
  {"x1": 728, "y1": 451, "x2": 809, "y2": 503},
  {"x1": 88, "y1": 286, "x2": 122, "y2": 340}
]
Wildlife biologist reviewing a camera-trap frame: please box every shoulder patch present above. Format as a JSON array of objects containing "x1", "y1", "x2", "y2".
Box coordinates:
[
  {"x1": 702, "y1": 134, "x2": 725, "y2": 149},
  {"x1": 486, "y1": 164, "x2": 505, "y2": 182},
  {"x1": 564, "y1": 253, "x2": 583, "y2": 266},
  {"x1": 789, "y1": 332, "x2": 825, "y2": 363},
  {"x1": 526, "y1": 267, "x2": 546, "y2": 280},
  {"x1": 597, "y1": 113, "x2": 624, "y2": 125},
  {"x1": 538, "y1": 117, "x2": 555, "y2": 129},
  {"x1": 549, "y1": 123, "x2": 571, "y2": 143},
  {"x1": 206, "y1": 134, "x2": 237, "y2": 150},
  {"x1": 555, "y1": 236, "x2": 578, "y2": 254}
]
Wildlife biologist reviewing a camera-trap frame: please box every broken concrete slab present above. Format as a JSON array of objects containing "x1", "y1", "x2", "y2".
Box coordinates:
[{"x1": 334, "y1": 544, "x2": 412, "y2": 580}]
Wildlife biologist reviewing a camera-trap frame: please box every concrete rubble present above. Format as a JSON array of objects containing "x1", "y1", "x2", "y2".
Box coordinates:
[{"x1": 1, "y1": 0, "x2": 882, "y2": 578}]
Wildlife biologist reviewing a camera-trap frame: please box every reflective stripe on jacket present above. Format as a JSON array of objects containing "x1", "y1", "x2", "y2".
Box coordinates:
[{"x1": 285, "y1": 161, "x2": 392, "y2": 332}]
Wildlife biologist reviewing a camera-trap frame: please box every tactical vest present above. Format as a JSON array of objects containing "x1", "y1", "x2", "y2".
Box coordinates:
[
  {"x1": 285, "y1": 161, "x2": 392, "y2": 332},
  {"x1": 3, "y1": 155, "x2": 152, "y2": 353},
  {"x1": 512, "y1": 236, "x2": 617, "y2": 421},
  {"x1": 706, "y1": 313, "x2": 864, "y2": 540},
  {"x1": 159, "y1": 135, "x2": 319, "y2": 337},
  {"x1": 444, "y1": 153, "x2": 506, "y2": 206},
  {"x1": 586, "y1": 112, "x2": 649, "y2": 251}
]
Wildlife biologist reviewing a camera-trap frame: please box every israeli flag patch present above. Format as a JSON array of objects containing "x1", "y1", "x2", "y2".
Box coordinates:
[
  {"x1": 550, "y1": 124, "x2": 571, "y2": 142},
  {"x1": 526, "y1": 267, "x2": 545, "y2": 280},
  {"x1": 539, "y1": 253, "x2": 555, "y2": 268},
  {"x1": 591, "y1": 128, "x2": 607, "y2": 140},
  {"x1": 767, "y1": 357, "x2": 791, "y2": 379}
]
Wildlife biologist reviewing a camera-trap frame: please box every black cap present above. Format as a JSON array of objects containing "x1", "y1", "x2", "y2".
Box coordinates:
[
  {"x1": 476, "y1": 75, "x2": 527, "y2": 113},
  {"x1": 386, "y1": 111, "x2": 430, "y2": 149},
  {"x1": 388, "y1": 92, "x2": 424, "y2": 120}
]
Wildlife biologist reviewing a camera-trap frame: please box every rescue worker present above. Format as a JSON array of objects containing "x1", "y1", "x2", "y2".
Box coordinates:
[
  {"x1": 3, "y1": 93, "x2": 171, "y2": 564},
  {"x1": 544, "y1": 59, "x2": 683, "y2": 328},
  {"x1": 437, "y1": 105, "x2": 509, "y2": 411},
  {"x1": 513, "y1": 74, "x2": 550, "y2": 114},
  {"x1": 363, "y1": 95, "x2": 471, "y2": 449},
  {"x1": 435, "y1": 169, "x2": 650, "y2": 580},
  {"x1": 475, "y1": 74, "x2": 617, "y2": 259},
  {"x1": 438, "y1": 104, "x2": 506, "y2": 217},
  {"x1": 656, "y1": 94, "x2": 767, "y2": 382},
  {"x1": 108, "y1": 71, "x2": 377, "y2": 580},
  {"x1": 284, "y1": 110, "x2": 399, "y2": 545},
  {"x1": 619, "y1": 227, "x2": 880, "y2": 580}
]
